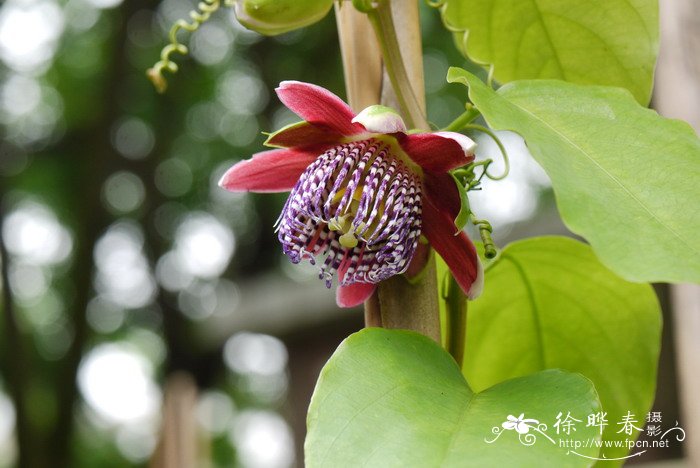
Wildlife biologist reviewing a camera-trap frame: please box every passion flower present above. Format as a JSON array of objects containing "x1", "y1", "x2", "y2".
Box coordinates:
[{"x1": 220, "y1": 81, "x2": 483, "y2": 307}]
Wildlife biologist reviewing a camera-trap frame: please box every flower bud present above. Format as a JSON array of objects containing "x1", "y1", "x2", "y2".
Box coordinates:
[{"x1": 234, "y1": 0, "x2": 334, "y2": 36}]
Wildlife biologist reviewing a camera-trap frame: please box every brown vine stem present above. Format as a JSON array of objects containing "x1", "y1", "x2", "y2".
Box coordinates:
[{"x1": 336, "y1": 0, "x2": 440, "y2": 341}]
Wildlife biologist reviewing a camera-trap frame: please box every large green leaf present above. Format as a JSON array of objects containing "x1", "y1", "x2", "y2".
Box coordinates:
[
  {"x1": 448, "y1": 68, "x2": 700, "y2": 283},
  {"x1": 306, "y1": 328, "x2": 601, "y2": 467},
  {"x1": 462, "y1": 236, "x2": 661, "y2": 463},
  {"x1": 440, "y1": 0, "x2": 658, "y2": 105}
]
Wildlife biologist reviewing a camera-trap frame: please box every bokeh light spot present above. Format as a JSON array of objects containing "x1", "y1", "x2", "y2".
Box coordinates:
[
  {"x1": 174, "y1": 212, "x2": 235, "y2": 278},
  {"x1": 111, "y1": 117, "x2": 155, "y2": 160},
  {"x1": 78, "y1": 343, "x2": 161, "y2": 424},
  {"x1": 154, "y1": 158, "x2": 192, "y2": 198},
  {"x1": 102, "y1": 170, "x2": 146, "y2": 214},
  {"x1": 0, "y1": 0, "x2": 65, "y2": 72},
  {"x1": 224, "y1": 332, "x2": 288, "y2": 377},
  {"x1": 196, "y1": 391, "x2": 235, "y2": 435},
  {"x1": 230, "y1": 410, "x2": 294, "y2": 468},
  {"x1": 3, "y1": 200, "x2": 73, "y2": 265},
  {"x1": 94, "y1": 222, "x2": 156, "y2": 309}
]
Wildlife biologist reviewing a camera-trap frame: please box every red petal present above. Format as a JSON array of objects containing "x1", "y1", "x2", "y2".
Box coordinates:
[
  {"x1": 423, "y1": 172, "x2": 461, "y2": 216},
  {"x1": 422, "y1": 184, "x2": 483, "y2": 299},
  {"x1": 218, "y1": 148, "x2": 317, "y2": 193},
  {"x1": 336, "y1": 282, "x2": 377, "y2": 308},
  {"x1": 276, "y1": 81, "x2": 366, "y2": 136},
  {"x1": 400, "y1": 131, "x2": 476, "y2": 172},
  {"x1": 265, "y1": 121, "x2": 343, "y2": 149}
]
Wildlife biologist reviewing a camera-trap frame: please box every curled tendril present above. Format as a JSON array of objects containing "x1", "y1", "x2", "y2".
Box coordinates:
[
  {"x1": 147, "y1": 0, "x2": 235, "y2": 93},
  {"x1": 471, "y1": 216, "x2": 496, "y2": 259},
  {"x1": 463, "y1": 124, "x2": 510, "y2": 181},
  {"x1": 449, "y1": 165, "x2": 499, "y2": 258}
]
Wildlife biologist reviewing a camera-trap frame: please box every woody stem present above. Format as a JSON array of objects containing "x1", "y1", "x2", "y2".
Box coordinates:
[
  {"x1": 335, "y1": 1, "x2": 440, "y2": 341},
  {"x1": 373, "y1": 1, "x2": 440, "y2": 342},
  {"x1": 367, "y1": 1, "x2": 429, "y2": 130}
]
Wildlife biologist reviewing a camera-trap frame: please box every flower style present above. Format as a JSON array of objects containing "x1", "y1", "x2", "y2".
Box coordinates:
[{"x1": 219, "y1": 81, "x2": 483, "y2": 307}]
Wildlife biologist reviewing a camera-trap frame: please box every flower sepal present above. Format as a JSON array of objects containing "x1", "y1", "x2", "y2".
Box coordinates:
[{"x1": 264, "y1": 121, "x2": 343, "y2": 149}]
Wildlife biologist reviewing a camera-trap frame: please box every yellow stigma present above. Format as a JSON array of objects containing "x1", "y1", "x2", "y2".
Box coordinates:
[
  {"x1": 339, "y1": 232, "x2": 359, "y2": 249},
  {"x1": 328, "y1": 214, "x2": 363, "y2": 249}
]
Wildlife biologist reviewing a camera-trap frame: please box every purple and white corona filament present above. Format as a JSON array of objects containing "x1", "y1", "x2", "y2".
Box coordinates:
[
  {"x1": 219, "y1": 81, "x2": 483, "y2": 307},
  {"x1": 277, "y1": 139, "x2": 422, "y2": 287}
]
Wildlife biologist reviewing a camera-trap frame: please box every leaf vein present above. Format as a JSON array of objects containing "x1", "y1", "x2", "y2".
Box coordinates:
[{"x1": 509, "y1": 100, "x2": 699, "y2": 257}]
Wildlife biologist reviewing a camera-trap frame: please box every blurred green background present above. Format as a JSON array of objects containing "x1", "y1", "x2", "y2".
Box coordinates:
[{"x1": 0, "y1": 0, "x2": 682, "y2": 467}]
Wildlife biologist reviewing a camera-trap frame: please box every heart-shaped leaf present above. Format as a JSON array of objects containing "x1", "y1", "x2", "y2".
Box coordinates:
[
  {"x1": 448, "y1": 68, "x2": 700, "y2": 283},
  {"x1": 456, "y1": 236, "x2": 661, "y2": 463},
  {"x1": 440, "y1": 0, "x2": 658, "y2": 105},
  {"x1": 306, "y1": 328, "x2": 601, "y2": 467}
]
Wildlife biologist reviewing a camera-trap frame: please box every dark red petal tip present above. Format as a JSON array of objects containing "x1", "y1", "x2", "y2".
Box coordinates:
[
  {"x1": 218, "y1": 148, "x2": 318, "y2": 193},
  {"x1": 336, "y1": 282, "x2": 377, "y2": 308},
  {"x1": 401, "y1": 132, "x2": 476, "y2": 172},
  {"x1": 275, "y1": 81, "x2": 366, "y2": 136}
]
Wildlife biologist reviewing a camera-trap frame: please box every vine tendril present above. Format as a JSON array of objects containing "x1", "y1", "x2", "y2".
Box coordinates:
[
  {"x1": 470, "y1": 215, "x2": 497, "y2": 258},
  {"x1": 462, "y1": 124, "x2": 510, "y2": 181},
  {"x1": 450, "y1": 165, "x2": 499, "y2": 258},
  {"x1": 147, "y1": 0, "x2": 235, "y2": 93}
]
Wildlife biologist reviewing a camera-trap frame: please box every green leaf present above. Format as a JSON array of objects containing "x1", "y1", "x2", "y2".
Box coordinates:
[
  {"x1": 440, "y1": 0, "x2": 659, "y2": 105},
  {"x1": 306, "y1": 328, "x2": 601, "y2": 467},
  {"x1": 448, "y1": 68, "x2": 700, "y2": 283},
  {"x1": 464, "y1": 236, "x2": 661, "y2": 463}
]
